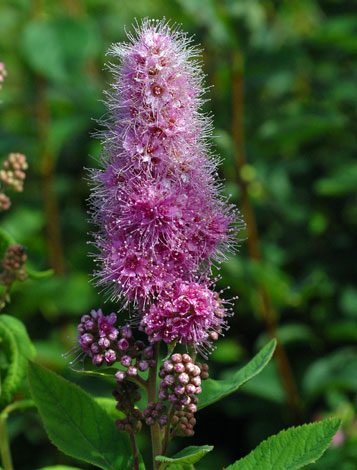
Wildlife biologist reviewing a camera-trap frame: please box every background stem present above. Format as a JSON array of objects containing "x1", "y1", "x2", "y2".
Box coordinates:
[
  {"x1": 231, "y1": 50, "x2": 301, "y2": 420},
  {"x1": 0, "y1": 415, "x2": 13, "y2": 470}
]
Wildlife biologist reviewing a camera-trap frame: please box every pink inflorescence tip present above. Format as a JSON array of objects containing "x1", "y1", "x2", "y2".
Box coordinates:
[{"x1": 89, "y1": 19, "x2": 244, "y2": 354}]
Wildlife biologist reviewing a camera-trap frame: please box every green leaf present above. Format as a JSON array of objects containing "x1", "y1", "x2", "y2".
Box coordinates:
[
  {"x1": 26, "y1": 267, "x2": 54, "y2": 280},
  {"x1": 156, "y1": 445, "x2": 213, "y2": 469},
  {"x1": 0, "y1": 321, "x2": 25, "y2": 407},
  {"x1": 225, "y1": 418, "x2": 340, "y2": 470},
  {"x1": 28, "y1": 362, "x2": 132, "y2": 470},
  {"x1": 198, "y1": 339, "x2": 276, "y2": 410},
  {"x1": 38, "y1": 467, "x2": 83, "y2": 470},
  {"x1": 0, "y1": 315, "x2": 35, "y2": 407},
  {"x1": 95, "y1": 397, "x2": 125, "y2": 420}
]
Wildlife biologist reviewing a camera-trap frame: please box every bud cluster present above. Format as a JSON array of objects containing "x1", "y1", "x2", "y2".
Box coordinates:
[
  {"x1": 171, "y1": 409, "x2": 196, "y2": 437},
  {"x1": 0, "y1": 153, "x2": 28, "y2": 193},
  {"x1": 113, "y1": 380, "x2": 142, "y2": 434},
  {"x1": 114, "y1": 327, "x2": 155, "y2": 382},
  {"x1": 142, "y1": 401, "x2": 167, "y2": 427},
  {"x1": 0, "y1": 62, "x2": 6, "y2": 89},
  {"x1": 158, "y1": 353, "x2": 208, "y2": 412},
  {"x1": 0, "y1": 244, "x2": 27, "y2": 286},
  {"x1": 77, "y1": 310, "x2": 156, "y2": 373},
  {"x1": 78, "y1": 309, "x2": 119, "y2": 366}
]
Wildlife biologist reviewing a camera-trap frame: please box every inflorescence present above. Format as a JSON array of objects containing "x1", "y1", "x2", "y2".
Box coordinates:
[{"x1": 73, "y1": 18, "x2": 243, "y2": 445}]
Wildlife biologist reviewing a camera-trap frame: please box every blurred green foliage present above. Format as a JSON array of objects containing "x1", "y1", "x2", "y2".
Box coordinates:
[{"x1": 0, "y1": 0, "x2": 356, "y2": 468}]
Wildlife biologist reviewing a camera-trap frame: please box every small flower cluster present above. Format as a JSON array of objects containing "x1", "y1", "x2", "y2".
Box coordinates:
[
  {"x1": 0, "y1": 153, "x2": 28, "y2": 212},
  {"x1": 0, "y1": 244, "x2": 27, "y2": 286},
  {"x1": 141, "y1": 281, "x2": 229, "y2": 352},
  {"x1": 77, "y1": 309, "x2": 119, "y2": 366},
  {"x1": 158, "y1": 353, "x2": 206, "y2": 412},
  {"x1": 0, "y1": 62, "x2": 6, "y2": 89},
  {"x1": 113, "y1": 380, "x2": 142, "y2": 434},
  {"x1": 77, "y1": 310, "x2": 157, "y2": 372},
  {"x1": 142, "y1": 401, "x2": 167, "y2": 427},
  {"x1": 0, "y1": 153, "x2": 28, "y2": 192}
]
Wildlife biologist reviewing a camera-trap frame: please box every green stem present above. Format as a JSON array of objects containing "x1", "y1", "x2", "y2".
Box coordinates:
[
  {"x1": 129, "y1": 374, "x2": 148, "y2": 391},
  {"x1": 0, "y1": 415, "x2": 13, "y2": 470},
  {"x1": 162, "y1": 404, "x2": 175, "y2": 456},
  {"x1": 148, "y1": 342, "x2": 162, "y2": 468},
  {"x1": 1, "y1": 400, "x2": 35, "y2": 416},
  {"x1": 129, "y1": 433, "x2": 139, "y2": 470}
]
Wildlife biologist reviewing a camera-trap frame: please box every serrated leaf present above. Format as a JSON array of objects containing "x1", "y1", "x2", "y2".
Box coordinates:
[
  {"x1": 0, "y1": 321, "x2": 26, "y2": 406},
  {"x1": 225, "y1": 418, "x2": 340, "y2": 470},
  {"x1": 0, "y1": 315, "x2": 35, "y2": 406},
  {"x1": 28, "y1": 362, "x2": 132, "y2": 470},
  {"x1": 156, "y1": 445, "x2": 213, "y2": 469},
  {"x1": 198, "y1": 339, "x2": 276, "y2": 410}
]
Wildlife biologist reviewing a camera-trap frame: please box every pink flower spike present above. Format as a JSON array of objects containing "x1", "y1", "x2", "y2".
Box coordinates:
[{"x1": 89, "y1": 19, "x2": 243, "y2": 314}]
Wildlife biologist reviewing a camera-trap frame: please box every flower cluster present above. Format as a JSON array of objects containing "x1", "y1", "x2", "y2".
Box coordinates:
[
  {"x1": 90, "y1": 19, "x2": 242, "y2": 353},
  {"x1": 0, "y1": 153, "x2": 28, "y2": 212},
  {"x1": 0, "y1": 153, "x2": 28, "y2": 192},
  {"x1": 0, "y1": 62, "x2": 6, "y2": 89},
  {"x1": 0, "y1": 244, "x2": 27, "y2": 286}
]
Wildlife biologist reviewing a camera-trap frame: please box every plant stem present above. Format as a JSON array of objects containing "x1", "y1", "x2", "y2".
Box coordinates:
[
  {"x1": 147, "y1": 343, "x2": 162, "y2": 468},
  {"x1": 129, "y1": 433, "x2": 139, "y2": 470},
  {"x1": 1, "y1": 400, "x2": 35, "y2": 416},
  {"x1": 231, "y1": 50, "x2": 301, "y2": 421},
  {"x1": 162, "y1": 404, "x2": 175, "y2": 456},
  {"x1": 0, "y1": 415, "x2": 13, "y2": 470}
]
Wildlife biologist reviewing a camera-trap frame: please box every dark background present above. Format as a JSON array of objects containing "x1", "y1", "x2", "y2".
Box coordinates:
[{"x1": 0, "y1": 0, "x2": 356, "y2": 468}]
